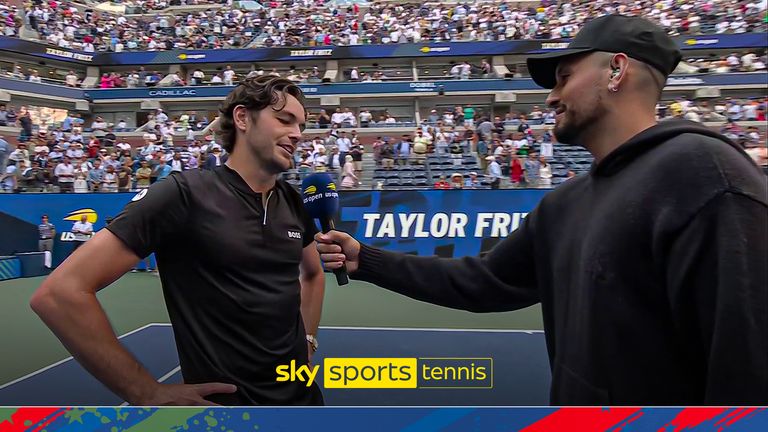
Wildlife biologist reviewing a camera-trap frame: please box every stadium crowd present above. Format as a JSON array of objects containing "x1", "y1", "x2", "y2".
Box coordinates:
[
  {"x1": 1, "y1": 0, "x2": 766, "y2": 51},
  {"x1": 4, "y1": 48, "x2": 766, "y2": 89},
  {"x1": 1, "y1": 96, "x2": 765, "y2": 193}
]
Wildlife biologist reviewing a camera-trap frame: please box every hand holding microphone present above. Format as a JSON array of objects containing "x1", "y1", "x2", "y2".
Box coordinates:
[
  {"x1": 301, "y1": 173, "x2": 350, "y2": 285},
  {"x1": 314, "y1": 230, "x2": 360, "y2": 274}
]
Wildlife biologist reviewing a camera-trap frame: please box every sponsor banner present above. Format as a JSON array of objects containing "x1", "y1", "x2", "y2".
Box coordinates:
[
  {"x1": 0, "y1": 407, "x2": 765, "y2": 431},
  {"x1": 0, "y1": 37, "x2": 94, "y2": 63},
  {"x1": 530, "y1": 32, "x2": 768, "y2": 53},
  {"x1": 5, "y1": 33, "x2": 765, "y2": 65},
  {"x1": 336, "y1": 190, "x2": 546, "y2": 258},
  {"x1": 0, "y1": 191, "x2": 548, "y2": 263},
  {"x1": 81, "y1": 72, "x2": 767, "y2": 100}
]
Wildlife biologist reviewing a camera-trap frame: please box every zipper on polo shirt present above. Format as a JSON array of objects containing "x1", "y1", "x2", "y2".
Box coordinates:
[{"x1": 263, "y1": 190, "x2": 274, "y2": 225}]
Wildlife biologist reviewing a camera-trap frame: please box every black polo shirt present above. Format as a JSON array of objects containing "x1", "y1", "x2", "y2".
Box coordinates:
[{"x1": 107, "y1": 165, "x2": 322, "y2": 405}]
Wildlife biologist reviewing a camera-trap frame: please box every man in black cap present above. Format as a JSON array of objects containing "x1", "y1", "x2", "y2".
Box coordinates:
[{"x1": 315, "y1": 15, "x2": 767, "y2": 405}]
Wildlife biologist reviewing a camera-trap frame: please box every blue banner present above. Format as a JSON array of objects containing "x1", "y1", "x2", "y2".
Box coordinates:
[
  {"x1": 0, "y1": 190, "x2": 549, "y2": 264},
  {"x1": 337, "y1": 190, "x2": 547, "y2": 258},
  {"x1": 2, "y1": 33, "x2": 767, "y2": 65},
  {"x1": 0, "y1": 37, "x2": 95, "y2": 63},
  {"x1": 76, "y1": 73, "x2": 767, "y2": 100},
  {"x1": 0, "y1": 77, "x2": 84, "y2": 100}
]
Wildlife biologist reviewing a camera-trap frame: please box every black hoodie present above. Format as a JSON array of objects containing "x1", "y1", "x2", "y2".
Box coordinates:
[{"x1": 353, "y1": 120, "x2": 768, "y2": 405}]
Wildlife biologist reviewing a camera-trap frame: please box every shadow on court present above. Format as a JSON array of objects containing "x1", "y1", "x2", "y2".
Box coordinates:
[{"x1": 0, "y1": 325, "x2": 551, "y2": 406}]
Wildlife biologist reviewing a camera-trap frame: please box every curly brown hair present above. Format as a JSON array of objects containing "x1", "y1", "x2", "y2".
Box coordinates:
[{"x1": 217, "y1": 76, "x2": 306, "y2": 153}]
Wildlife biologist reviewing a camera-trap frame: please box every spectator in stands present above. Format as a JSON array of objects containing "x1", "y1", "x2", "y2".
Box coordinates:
[
  {"x1": 450, "y1": 173, "x2": 464, "y2": 189},
  {"x1": 359, "y1": 109, "x2": 373, "y2": 128},
  {"x1": 54, "y1": 156, "x2": 75, "y2": 192},
  {"x1": 313, "y1": 147, "x2": 328, "y2": 172},
  {"x1": 191, "y1": 69, "x2": 205, "y2": 86},
  {"x1": 341, "y1": 155, "x2": 359, "y2": 188},
  {"x1": 539, "y1": 157, "x2": 552, "y2": 188},
  {"x1": 0, "y1": 105, "x2": 7, "y2": 127},
  {"x1": 342, "y1": 108, "x2": 357, "y2": 127},
  {"x1": 486, "y1": 155, "x2": 501, "y2": 189},
  {"x1": 480, "y1": 59, "x2": 492, "y2": 78},
  {"x1": 465, "y1": 172, "x2": 481, "y2": 189},
  {"x1": 170, "y1": 71, "x2": 185, "y2": 86},
  {"x1": 434, "y1": 175, "x2": 451, "y2": 190},
  {"x1": 336, "y1": 131, "x2": 352, "y2": 170},
  {"x1": 154, "y1": 158, "x2": 172, "y2": 181},
  {"x1": 325, "y1": 146, "x2": 341, "y2": 173},
  {"x1": 0, "y1": 160, "x2": 17, "y2": 192},
  {"x1": 9, "y1": 142, "x2": 30, "y2": 166},
  {"x1": 331, "y1": 108, "x2": 345, "y2": 127},
  {"x1": 203, "y1": 146, "x2": 226, "y2": 170},
  {"x1": 350, "y1": 142, "x2": 364, "y2": 174},
  {"x1": 396, "y1": 134, "x2": 412, "y2": 166},
  {"x1": 17, "y1": 107, "x2": 33, "y2": 142},
  {"x1": 135, "y1": 160, "x2": 152, "y2": 188},
  {"x1": 28, "y1": 71, "x2": 42, "y2": 83},
  {"x1": 317, "y1": 110, "x2": 331, "y2": 129},
  {"x1": 412, "y1": 131, "x2": 429, "y2": 165},
  {"x1": 523, "y1": 152, "x2": 541, "y2": 187},
  {"x1": 18, "y1": 160, "x2": 41, "y2": 190},
  {"x1": 0, "y1": 134, "x2": 8, "y2": 174},
  {"x1": 223, "y1": 66, "x2": 236, "y2": 86},
  {"x1": 349, "y1": 67, "x2": 360, "y2": 82},
  {"x1": 91, "y1": 117, "x2": 108, "y2": 132},
  {"x1": 477, "y1": 117, "x2": 494, "y2": 142},
  {"x1": 460, "y1": 61, "x2": 472, "y2": 80},
  {"x1": 169, "y1": 152, "x2": 184, "y2": 174},
  {"x1": 102, "y1": 165, "x2": 118, "y2": 192},
  {"x1": 87, "y1": 159, "x2": 104, "y2": 192},
  {"x1": 380, "y1": 138, "x2": 395, "y2": 170}
]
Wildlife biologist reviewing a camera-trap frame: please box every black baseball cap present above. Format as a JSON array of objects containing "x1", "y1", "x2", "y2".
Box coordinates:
[{"x1": 527, "y1": 15, "x2": 682, "y2": 89}]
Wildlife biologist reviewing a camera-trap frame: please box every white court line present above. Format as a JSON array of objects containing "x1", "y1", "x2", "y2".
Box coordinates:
[
  {"x1": 0, "y1": 322, "x2": 171, "y2": 390},
  {"x1": 158, "y1": 365, "x2": 182, "y2": 383}
]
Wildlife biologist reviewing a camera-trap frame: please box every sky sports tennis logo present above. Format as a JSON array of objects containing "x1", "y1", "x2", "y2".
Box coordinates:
[{"x1": 276, "y1": 358, "x2": 492, "y2": 389}]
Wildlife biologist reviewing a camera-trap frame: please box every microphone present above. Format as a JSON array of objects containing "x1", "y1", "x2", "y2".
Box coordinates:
[{"x1": 301, "y1": 173, "x2": 349, "y2": 285}]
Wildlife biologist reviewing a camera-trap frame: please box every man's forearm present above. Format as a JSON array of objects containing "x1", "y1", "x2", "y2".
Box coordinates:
[
  {"x1": 300, "y1": 272, "x2": 325, "y2": 335},
  {"x1": 353, "y1": 240, "x2": 539, "y2": 313},
  {"x1": 31, "y1": 285, "x2": 159, "y2": 404}
]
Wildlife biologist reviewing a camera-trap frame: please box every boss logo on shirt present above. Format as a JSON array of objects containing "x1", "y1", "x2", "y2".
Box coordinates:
[
  {"x1": 287, "y1": 231, "x2": 302, "y2": 239},
  {"x1": 132, "y1": 189, "x2": 148, "y2": 202}
]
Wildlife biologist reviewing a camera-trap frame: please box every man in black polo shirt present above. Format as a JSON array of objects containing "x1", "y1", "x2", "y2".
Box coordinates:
[{"x1": 31, "y1": 76, "x2": 326, "y2": 406}]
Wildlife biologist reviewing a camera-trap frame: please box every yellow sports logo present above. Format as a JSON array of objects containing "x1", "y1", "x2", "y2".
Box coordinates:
[
  {"x1": 63, "y1": 208, "x2": 98, "y2": 224},
  {"x1": 304, "y1": 185, "x2": 317, "y2": 195},
  {"x1": 327, "y1": 183, "x2": 337, "y2": 191},
  {"x1": 276, "y1": 357, "x2": 492, "y2": 389}
]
